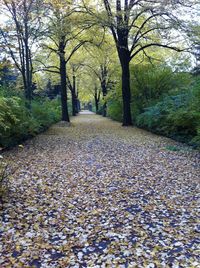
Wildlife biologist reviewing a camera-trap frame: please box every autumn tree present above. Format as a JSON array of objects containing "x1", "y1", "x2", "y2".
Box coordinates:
[
  {"x1": 83, "y1": 60, "x2": 110, "y2": 116},
  {"x1": 0, "y1": 0, "x2": 45, "y2": 104},
  {"x1": 77, "y1": 71, "x2": 101, "y2": 112},
  {"x1": 88, "y1": 60, "x2": 114, "y2": 116},
  {"x1": 93, "y1": 83, "x2": 101, "y2": 113},
  {"x1": 81, "y1": 0, "x2": 196, "y2": 125},
  {"x1": 80, "y1": 68, "x2": 102, "y2": 113},
  {"x1": 82, "y1": 40, "x2": 117, "y2": 116},
  {"x1": 68, "y1": 59, "x2": 85, "y2": 115},
  {"x1": 63, "y1": 16, "x2": 104, "y2": 117},
  {"x1": 37, "y1": 0, "x2": 90, "y2": 121}
]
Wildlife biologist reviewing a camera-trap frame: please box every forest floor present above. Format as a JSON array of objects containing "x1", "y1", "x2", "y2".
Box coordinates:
[{"x1": 0, "y1": 111, "x2": 200, "y2": 268}]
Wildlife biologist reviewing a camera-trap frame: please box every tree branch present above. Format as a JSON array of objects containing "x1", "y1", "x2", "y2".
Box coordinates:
[
  {"x1": 0, "y1": 29, "x2": 22, "y2": 73},
  {"x1": 65, "y1": 41, "x2": 86, "y2": 64},
  {"x1": 103, "y1": 0, "x2": 118, "y2": 45},
  {"x1": 130, "y1": 43, "x2": 183, "y2": 60},
  {"x1": 133, "y1": 12, "x2": 168, "y2": 44}
]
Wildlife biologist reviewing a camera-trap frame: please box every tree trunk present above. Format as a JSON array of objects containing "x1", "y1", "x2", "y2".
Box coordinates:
[
  {"x1": 102, "y1": 98, "x2": 107, "y2": 117},
  {"x1": 24, "y1": 12, "x2": 32, "y2": 103},
  {"x1": 60, "y1": 54, "x2": 70, "y2": 122},
  {"x1": 101, "y1": 83, "x2": 107, "y2": 117},
  {"x1": 95, "y1": 97, "x2": 99, "y2": 113},
  {"x1": 120, "y1": 53, "x2": 132, "y2": 126},
  {"x1": 71, "y1": 74, "x2": 77, "y2": 116},
  {"x1": 71, "y1": 91, "x2": 77, "y2": 116},
  {"x1": 77, "y1": 99, "x2": 81, "y2": 111},
  {"x1": 94, "y1": 87, "x2": 100, "y2": 113},
  {"x1": 24, "y1": 42, "x2": 32, "y2": 102}
]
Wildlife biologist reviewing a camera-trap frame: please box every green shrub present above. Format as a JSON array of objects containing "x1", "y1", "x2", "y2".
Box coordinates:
[
  {"x1": 0, "y1": 97, "x2": 31, "y2": 146},
  {"x1": 136, "y1": 94, "x2": 190, "y2": 129},
  {"x1": 32, "y1": 98, "x2": 61, "y2": 129},
  {"x1": 106, "y1": 80, "x2": 123, "y2": 122},
  {"x1": 136, "y1": 82, "x2": 200, "y2": 147},
  {"x1": 96, "y1": 104, "x2": 103, "y2": 115},
  {"x1": 0, "y1": 96, "x2": 61, "y2": 147},
  {"x1": 107, "y1": 99, "x2": 123, "y2": 122},
  {"x1": 130, "y1": 64, "x2": 191, "y2": 111},
  {"x1": 191, "y1": 127, "x2": 200, "y2": 147}
]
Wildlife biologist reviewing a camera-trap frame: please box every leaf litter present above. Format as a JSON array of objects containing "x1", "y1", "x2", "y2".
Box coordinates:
[{"x1": 0, "y1": 113, "x2": 200, "y2": 267}]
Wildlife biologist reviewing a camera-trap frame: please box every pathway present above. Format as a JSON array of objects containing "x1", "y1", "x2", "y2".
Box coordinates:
[{"x1": 0, "y1": 112, "x2": 199, "y2": 267}]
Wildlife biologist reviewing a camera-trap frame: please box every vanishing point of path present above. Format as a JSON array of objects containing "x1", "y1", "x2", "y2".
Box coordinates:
[{"x1": 0, "y1": 112, "x2": 199, "y2": 267}]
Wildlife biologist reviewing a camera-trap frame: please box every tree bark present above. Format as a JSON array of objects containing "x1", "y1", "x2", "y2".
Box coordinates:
[
  {"x1": 71, "y1": 74, "x2": 77, "y2": 116},
  {"x1": 71, "y1": 92, "x2": 77, "y2": 116},
  {"x1": 101, "y1": 82, "x2": 107, "y2": 117},
  {"x1": 24, "y1": 41, "x2": 32, "y2": 101},
  {"x1": 95, "y1": 98, "x2": 99, "y2": 113},
  {"x1": 23, "y1": 39, "x2": 32, "y2": 109},
  {"x1": 119, "y1": 51, "x2": 132, "y2": 126},
  {"x1": 94, "y1": 86, "x2": 100, "y2": 113},
  {"x1": 102, "y1": 98, "x2": 107, "y2": 117},
  {"x1": 59, "y1": 46, "x2": 70, "y2": 122},
  {"x1": 95, "y1": 92, "x2": 99, "y2": 113},
  {"x1": 23, "y1": 2, "x2": 32, "y2": 104}
]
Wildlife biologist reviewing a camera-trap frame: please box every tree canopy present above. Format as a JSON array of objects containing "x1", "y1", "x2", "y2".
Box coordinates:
[{"x1": 0, "y1": 0, "x2": 199, "y2": 125}]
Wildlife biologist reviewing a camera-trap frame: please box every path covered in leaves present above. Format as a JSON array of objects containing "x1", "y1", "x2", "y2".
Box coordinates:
[{"x1": 0, "y1": 112, "x2": 200, "y2": 267}]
